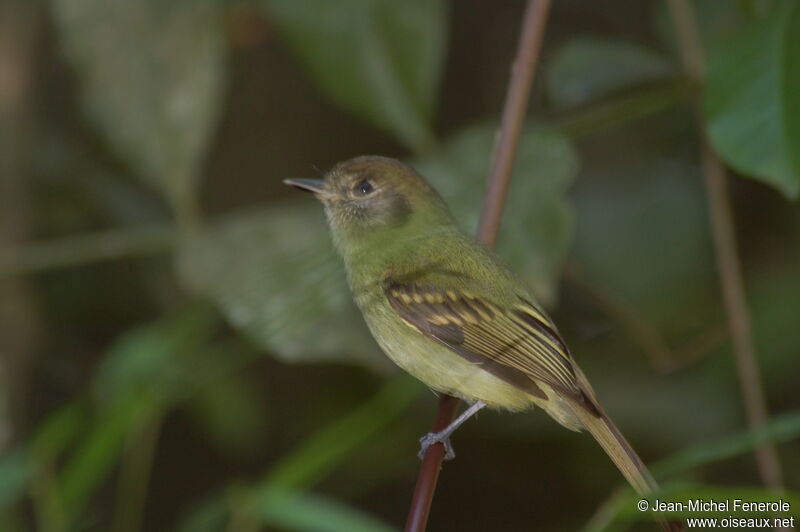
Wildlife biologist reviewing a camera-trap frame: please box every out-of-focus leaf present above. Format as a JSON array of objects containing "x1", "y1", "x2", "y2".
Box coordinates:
[
  {"x1": 572, "y1": 147, "x2": 714, "y2": 325},
  {"x1": 249, "y1": 487, "x2": 397, "y2": 532},
  {"x1": 179, "y1": 377, "x2": 417, "y2": 531},
  {"x1": 262, "y1": 0, "x2": 446, "y2": 151},
  {"x1": 545, "y1": 38, "x2": 673, "y2": 108},
  {"x1": 653, "y1": 410, "x2": 800, "y2": 478},
  {"x1": 178, "y1": 205, "x2": 386, "y2": 369},
  {"x1": 93, "y1": 305, "x2": 219, "y2": 403},
  {"x1": 32, "y1": 132, "x2": 170, "y2": 225},
  {"x1": 703, "y1": 0, "x2": 800, "y2": 198},
  {"x1": 58, "y1": 394, "x2": 155, "y2": 511},
  {"x1": 415, "y1": 122, "x2": 579, "y2": 304},
  {"x1": 0, "y1": 403, "x2": 88, "y2": 515},
  {"x1": 0, "y1": 449, "x2": 28, "y2": 513},
  {"x1": 28, "y1": 402, "x2": 87, "y2": 462},
  {"x1": 0, "y1": 403, "x2": 87, "y2": 519},
  {"x1": 51, "y1": 0, "x2": 226, "y2": 212},
  {"x1": 263, "y1": 376, "x2": 419, "y2": 490},
  {"x1": 55, "y1": 307, "x2": 222, "y2": 517}
]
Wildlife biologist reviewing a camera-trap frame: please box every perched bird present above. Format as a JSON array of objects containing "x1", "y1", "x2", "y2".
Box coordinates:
[{"x1": 285, "y1": 156, "x2": 678, "y2": 530}]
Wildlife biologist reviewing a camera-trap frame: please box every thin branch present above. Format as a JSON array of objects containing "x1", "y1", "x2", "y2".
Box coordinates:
[
  {"x1": 476, "y1": 0, "x2": 551, "y2": 248},
  {"x1": 699, "y1": 144, "x2": 785, "y2": 490},
  {"x1": 0, "y1": 0, "x2": 42, "y2": 454},
  {"x1": 665, "y1": 0, "x2": 784, "y2": 491},
  {"x1": 405, "y1": 1, "x2": 552, "y2": 531}
]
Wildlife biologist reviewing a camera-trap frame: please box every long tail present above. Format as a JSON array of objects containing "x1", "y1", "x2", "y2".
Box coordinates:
[
  {"x1": 572, "y1": 406, "x2": 657, "y2": 494},
  {"x1": 569, "y1": 401, "x2": 683, "y2": 531}
]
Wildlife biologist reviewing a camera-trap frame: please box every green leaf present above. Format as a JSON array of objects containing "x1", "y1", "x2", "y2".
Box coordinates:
[
  {"x1": 263, "y1": 0, "x2": 446, "y2": 151},
  {"x1": 571, "y1": 142, "x2": 714, "y2": 326},
  {"x1": 415, "y1": 122, "x2": 579, "y2": 304},
  {"x1": 179, "y1": 378, "x2": 416, "y2": 531},
  {"x1": 249, "y1": 487, "x2": 397, "y2": 532},
  {"x1": 58, "y1": 394, "x2": 155, "y2": 511},
  {"x1": 28, "y1": 402, "x2": 87, "y2": 462},
  {"x1": 178, "y1": 205, "x2": 388, "y2": 369},
  {"x1": 545, "y1": 38, "x2": 673, "y2": 108},
  {"x1": 0, "y1": 403, "x2": 87, "y2": 514},
  {"x1": 703, "y1": 0, "x2": 800, "y2": 198},
  {"x1": 50, "y1": 307, "x2": 222, "y2": 519},
  {"x1": 51, "y1": 0, "x2": 226, "y2": 213},
  {"x1": 93, "y1": 305, "x2": 219, "y2": 403}
]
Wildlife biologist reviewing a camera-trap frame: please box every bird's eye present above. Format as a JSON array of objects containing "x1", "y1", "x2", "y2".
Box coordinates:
[{"x1": 355, "y1": 178, "x2": 374, "y2": 195}]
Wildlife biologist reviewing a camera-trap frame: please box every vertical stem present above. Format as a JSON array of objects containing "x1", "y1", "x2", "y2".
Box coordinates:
[
  {"x1": 699, "y1": 144, "x2": 784, "y2": 489},
  {"x1": 403, "y1": 394, "x2": 459, "y2": 532},
  {"x1": 0, "y1": 0, "x2": 42, "y2": 451},
  {"x1": 404, "y1": 1, "x2": 552, "y2": 530},
  {"x1": 665, "y1": 0, "x2": 784, "y2": 491},
  {"x1": 476, "y1": 0, "x2": 551, "y2": 248}
]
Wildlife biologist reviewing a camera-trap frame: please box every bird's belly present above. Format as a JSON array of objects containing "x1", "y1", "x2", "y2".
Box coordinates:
[{"x1": 362, "y1": 302, "x2": 536, "y2": 411}]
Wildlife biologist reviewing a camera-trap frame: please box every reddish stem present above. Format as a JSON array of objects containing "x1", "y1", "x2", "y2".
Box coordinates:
[{"x1": 404, "y1": 1, "x2": 552, "y2": 530}]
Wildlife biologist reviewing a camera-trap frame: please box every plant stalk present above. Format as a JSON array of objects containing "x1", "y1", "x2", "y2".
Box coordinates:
[
  {"x1": 665, "y1": 0, "x2": 784, "y2": 491},
  {"x1": 404, "y1": 1, "x2": 552, "y2": 530}
]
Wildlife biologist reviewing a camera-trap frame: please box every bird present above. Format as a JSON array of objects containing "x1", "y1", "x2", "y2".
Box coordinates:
[{"x1": 285, "y1": 155, "x2": 680, "y2": 530}]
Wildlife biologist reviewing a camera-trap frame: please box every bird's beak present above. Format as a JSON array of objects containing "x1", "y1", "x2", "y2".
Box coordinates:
[{"x1": 283, "y1": 177, "x2": 327, "y2": 195}]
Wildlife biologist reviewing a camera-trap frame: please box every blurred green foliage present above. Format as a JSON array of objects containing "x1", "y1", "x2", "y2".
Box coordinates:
[
  {"x1": 544, "y1": 38, "x2": 673, "y2": 108},
  {"x1": 704, "y1": 0, "x2": 800, "y2": 198},
  {"x1": 52, "y1": 0, "x2": 227, "y2": 217},
  {"x1": 0, "y1": 0, "x2": 798, "y2": 531},
  {"x1": 263, "y1": 0, "x2": 446, "y2": 152}
]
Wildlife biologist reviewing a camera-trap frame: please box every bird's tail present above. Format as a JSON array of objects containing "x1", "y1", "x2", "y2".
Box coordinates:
[
  {"x1": 571, "y1": 404, "x2": 657, "y2": 495},
  {"x1": 569, "y1": 400, "x2": 683, "y2": 531}
]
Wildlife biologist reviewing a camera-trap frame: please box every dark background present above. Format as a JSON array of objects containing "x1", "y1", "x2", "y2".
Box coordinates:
[{"x1": 1, "y1": 0, "x2": 798, "y2": 531}]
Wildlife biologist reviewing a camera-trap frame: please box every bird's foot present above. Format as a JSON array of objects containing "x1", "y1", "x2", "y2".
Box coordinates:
[{"x1": 418, "y1": 431, "x2": 455, "y2": 461}]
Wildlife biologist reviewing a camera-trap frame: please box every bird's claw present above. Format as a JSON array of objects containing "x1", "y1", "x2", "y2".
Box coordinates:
[{"x1": 418, "y1": 431, "x2": 455, "y2": 461}]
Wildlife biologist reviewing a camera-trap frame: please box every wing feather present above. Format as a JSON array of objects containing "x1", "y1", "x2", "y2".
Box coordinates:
[{"x1": 385, "y1": 280, "x2": 582, "y2": 401}]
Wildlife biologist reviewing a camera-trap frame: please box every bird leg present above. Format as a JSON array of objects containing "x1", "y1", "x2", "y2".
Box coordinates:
[{"x1": 417, "y1": 401, "x2": 486, "y2": 460}]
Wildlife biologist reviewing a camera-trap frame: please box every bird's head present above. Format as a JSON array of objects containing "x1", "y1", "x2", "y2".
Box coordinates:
[{"x1": 284, "y1": 156, "x2": 455, "y2": 250}]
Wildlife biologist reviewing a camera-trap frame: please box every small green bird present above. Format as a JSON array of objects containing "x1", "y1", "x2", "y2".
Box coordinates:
[{"x1": 285, "y1": 156, "x2": 675, "y2": 527}]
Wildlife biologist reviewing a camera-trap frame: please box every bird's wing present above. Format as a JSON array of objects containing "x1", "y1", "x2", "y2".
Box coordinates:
[
  {"x1": 384, "y1": 278, "x2": 679, "y2": 522},
  {"x1": 384, "y1": 278, "x2": 596, "y2": 410}
]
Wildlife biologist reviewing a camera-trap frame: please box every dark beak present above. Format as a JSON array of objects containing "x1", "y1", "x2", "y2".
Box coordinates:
[{"x1": 283, "y1": 178, "x2": 326, "y2": 195}]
